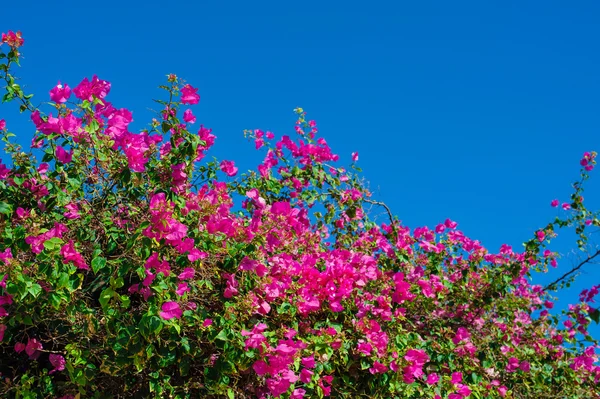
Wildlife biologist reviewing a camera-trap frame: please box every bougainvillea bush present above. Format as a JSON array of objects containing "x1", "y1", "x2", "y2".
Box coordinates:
[{"x1": 1, "y1": 31, "x2": 600, "y2": 399}]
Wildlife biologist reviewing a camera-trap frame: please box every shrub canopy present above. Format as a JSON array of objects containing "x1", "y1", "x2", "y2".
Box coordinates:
[{"x1": 0, "y1": 30, "x2": 599, "y2": 399}]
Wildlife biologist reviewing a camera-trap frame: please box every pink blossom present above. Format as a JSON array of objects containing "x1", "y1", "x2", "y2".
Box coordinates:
[
  {"x1": 49, "y1": 354, "x2": 66, "y2": 374},
  {"x1": 1, "y1": 31, "x2": 24, "y2": 47},
  {"x1": 536, "y1": 230, "x2": 545, "y2": 242},
  {"x1": 290, "y1": 388, "x2": 306, "y2": 399},
  {"x1": 551, "y1": 199, "x2": 559, "y2": 207},
  {"x1": 25, "y1": 338, "x2": 42, "y2": 359},
  {"x1": 0, "y1": 324, "x2": 6, "y2": 341},
  {"x1": 220, "y1": 160, "x2": 238, "y2": 176},
  {"x1": 300, "y1": 368, "x2": 313, "y2": 383},
  {"x1": 178, "y1": 267, "x2": 195, "y2": 280},
  {"x1": 369, "y1": 361, "x2": 388, "y2": 374},
  {"x1": 63, "y1": 203, "x2": 81, "y2": 219},
  {"x1": 351, "y1": 152, "x2": 359, "y2": 161},
  {"x1": 453, "y1": 327, "x2": 471, "y2": 345},
  {"x1": 73, "y1": 75, "x2": 111, "y2": 101},
  {"x1": 181, "y1": 84, "x2": 200, "y2": 104},
  {"x1": 176, "y1": 282, "x2": 190, "y2": 296},
  {"x1": 426, "y1": 373, "x2": 439, "y2": 385},
  {"x1": 562, "y1": 203, "x2": 571, "y2": 210},
  {"x1": 55, "y1": 146, "x2": 73, "y2": 164},
  {"x1": 159, "y1": 301, "x2": 182, "y2": 320},
  {"x1": 183, "y1": 109, "x2": 196, "y2": 123},
  {"x1": 49, "y1": 82, "x2": 71, "y2": 103},
  {"x1": 202, "y1": 319, "x2": 212, "y2": 327},
  {"x1": 451, "y1": 372, "x2": 463, "y2": 384},
  {"x1": 0, "y1": 119, "x2": 5, "y2": 131}
]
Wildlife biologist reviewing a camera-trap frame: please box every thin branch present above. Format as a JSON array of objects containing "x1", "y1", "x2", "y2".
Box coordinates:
[
  {"x1": 363, "y1": 198, "x2": 397, "y2": 237},
  {"x1": 542, "y1": 249, "x2": 600, "y2": 292}
]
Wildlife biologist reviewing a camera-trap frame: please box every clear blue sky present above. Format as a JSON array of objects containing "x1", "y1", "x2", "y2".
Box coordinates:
[{"x1": 3, "y1": 1, "x2": 600, "y2": 334}]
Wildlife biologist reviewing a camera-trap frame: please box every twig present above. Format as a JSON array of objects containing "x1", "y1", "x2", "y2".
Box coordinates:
[{"x1": 542, "y1": 249, "x2": 600, "y2": 292}]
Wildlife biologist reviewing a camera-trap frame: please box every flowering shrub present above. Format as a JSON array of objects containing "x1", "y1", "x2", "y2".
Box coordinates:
[{"x1": 1, "y1": 31, "x2": 600, "y2": 398}]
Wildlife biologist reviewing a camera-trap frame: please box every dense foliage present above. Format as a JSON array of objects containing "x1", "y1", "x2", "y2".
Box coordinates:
[{"x1": 1, "y1": 31, "x2": 599, "y2": 399}]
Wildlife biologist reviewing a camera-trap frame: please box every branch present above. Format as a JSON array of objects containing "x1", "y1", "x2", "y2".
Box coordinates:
[
  {"x1": 363, "y1": 198, "x2": 397, "y2": 237},
  {"x1": 542, "y1": 248, "x2": 600, "y2": 292}
]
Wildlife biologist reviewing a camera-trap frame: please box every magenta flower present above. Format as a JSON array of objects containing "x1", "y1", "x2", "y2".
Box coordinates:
[
  {"x1": 0, "y1": 119, "x2": 5, "y2": 131},
  {"x1": 55, "y1": 146, "x2": 73, "y2": 164},
  {"x1": 73, "y1": 75, "x2": 111, "y2": 101},
  {"x1": 63, "y1": 203, "x2": 81, "y2": 220},
  {"x1": 520, "y1": 361, "x2": 531, "y2": 372},
  {"x1": 0, "y1": 324, "x2": 6, "y2": 342},
  {"x1": 180, "y1": 84, "x2": 200, "y2": 105},
  {"x1": 451, "y1": 371, "x2": 463, "y2": 384},
  {"x1": 352, "y1": 152, "x2": 359, "y2": 161},
  {"x1": 178, "y1": 267, "x2": 195, "y2": 280},
  {"x1": 536, "y1": 230, "x2": 545, "y2": 242},
  {"x1": 183, "y1": 109, "x2": 196, "y2": 124},
  {"x1": 25, "y1": 338, "x2": 42, "y2": 359},
  {"x1": 159, "y1": 301, "x2": 182, "y2": 320},
  {"x1": 562, "y1": 203, "x2": 571, "y2": 210},
  {"x1": 176, "y1": 282, "x2": 190, "y2": 296},
  {"x1": 220, "y1": 160, "x2": 238, "y2": 177},
  {"x1": 551, "y1": 199, "x2": 559, "y2": 207},
  {"x1": 49, "y1": 354, "x2": 66, "y2": 374},
  {"x1": 49, "y1": 82, "x2": 71, "y2": 103},
  {"x1": 426, "y1": 373, "x2": 440, "y2": 385}
]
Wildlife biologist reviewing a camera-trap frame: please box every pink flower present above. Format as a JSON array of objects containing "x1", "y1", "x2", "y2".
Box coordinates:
[
  {"x1": 63, "y1": 203, "x2": 81, "y2": 219},
  {"x1": 506, "y1": 357, "x2": 520, "y2": 372},
  {"x1": 160, "y1": 301, "x2": 182, "y2": 320},
  {"x1": 426, "y1": 373, "x2": 439, "y2": 385},
  {"x1": 183, "y1": 109, "x2": 196, "y2": 124},
  {"x1": 498, "y1": 386, "x2": 508, "y2": 397},
  {"x1": 55, "y1": 146, "x2": 73, "y2": 164},
  {"x1": 49, "y1": 82, "x2": 71, "y2": 103},
  {"x1": 451, "y1": 371, "x2": 462, "y2": 384},
  {"x1": 300, "y1": 368, "x2": 313, "y2": 383},
  {"x1": 176, "y1": 282, "x2": 190, "y2": 296},
  {"x1": 301, "y1": 356, "x2": 315, "y2": 369},
  {"x1": 73, "y1": 75, "x2": 111, "y2": 101},
  {"x1": 25, "y1": 338, "x2": 43, "y2": 359},
  {"x1": 520, "y1": 361, "x2": 531, "y2": 372},
  {"x1": 551, "y1": 199, "x2": 559, "y2": 207},
  {"x1": 290, "y1": 388, "x2": 306, "y2": 399},
  {"x1": 536, "y1": 230, "x2": 545, "y2": 242},
  {"x1": 1, "y1": 31, "x2": 24, "y2": 48},
  {"x1": 369, "y1": 361, "x2": 388, "y2": 374},
  {"x1": 453, "y1": 327, "x2": 471, "y2": 345},
  {"x1": 181, "y1": 84, "x2": 200, "y2": 105},
  {"x1": 178, "y1": 267, "x2": 195, "y2": 280},
  {"x1": 14, "y1": 342, "x2": 26, "y2": 353},
  {"x1": 444, "y1": 218, "x2": 458, "y2": 229},
  {"x1": 202, "y1": 319, "x2": 212, "y2": 327},
  {"x1": 0, "y1": 119, "x2": 5, "y2": 131},
  {"x1": 49, "y1": 354, "x2": 66, "y2": 374},
  {"x1": 562, "y1": 203, "x2": 571, "y2": 210},
  {"x1": 0, "y1": 324, "x2": 6, "y2": 342},
  {"x1": 220, "y1": 160, "x2": 238, "y2": 176},
  {"x1": 351, "y1": 152, "x2": 359, "y2": 161}
]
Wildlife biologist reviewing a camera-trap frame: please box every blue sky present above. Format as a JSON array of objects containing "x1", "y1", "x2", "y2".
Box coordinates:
[{"x1": 3, "y1": 1, "x2": 600, "y2": 334}]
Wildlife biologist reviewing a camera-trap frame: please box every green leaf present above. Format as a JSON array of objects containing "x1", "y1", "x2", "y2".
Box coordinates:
[
  {"x1": 99, "y1": 287, "x2": 115, "y2": 310},
  {"x1": 91, "y1": 256, "x2": 107, "y2": 273},
  {"x1": 215, "y1": 329, "x2": 229, "y2": 341},
  {"x1": 590, "y1": 308, "x2": 600, "y2": 324},
  {"x1": 0, "y1": 202, "x2": 13, "y2": 215}
]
